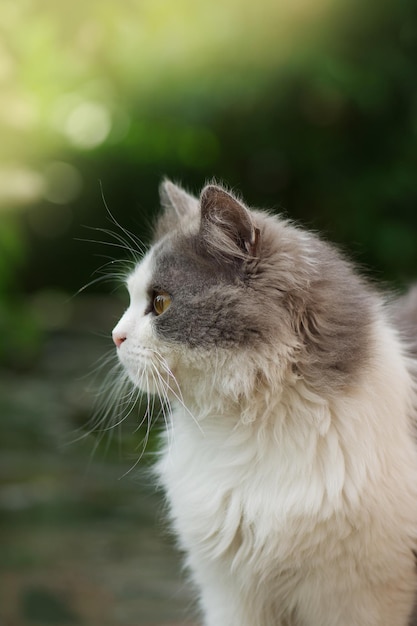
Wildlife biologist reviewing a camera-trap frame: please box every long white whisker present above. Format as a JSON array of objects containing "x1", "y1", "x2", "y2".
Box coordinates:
[
  {"x1": 149, "y1": 362, "x2": 175, "y2": 455},
  {"x1": 150, "y1": 363, "x2": 171, "y2": 430},
  {"x1": 99, "y1": 180, "x2": 147, "y2": 256},
  {"x1": 75, "y1": 235, "x2": 140, "y2": 258},
  {"x1": 120, "y1": 372, "x2": 151, "y2": 478},
  {"x1": 151, "y1": 351, "x2": 204, "y2": 436}
]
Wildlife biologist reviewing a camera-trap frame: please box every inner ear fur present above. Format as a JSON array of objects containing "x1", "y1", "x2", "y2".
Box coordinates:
[{"x1": 200, "y1": 185, "x2": 260, "y2": 258}]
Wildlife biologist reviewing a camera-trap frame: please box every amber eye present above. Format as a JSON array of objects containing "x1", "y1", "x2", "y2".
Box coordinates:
[{"x1": 153, "y1": 291, "x2": 171, "y2": 316}]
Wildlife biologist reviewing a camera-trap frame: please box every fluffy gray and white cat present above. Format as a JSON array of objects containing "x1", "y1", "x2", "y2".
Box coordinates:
[{"x1": 112, "y1": 181, "x2": 417, "y2": 626}]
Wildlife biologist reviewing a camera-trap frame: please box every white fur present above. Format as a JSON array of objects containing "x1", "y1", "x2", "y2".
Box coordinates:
[{"x1": 114, "y1": 250, "x2": 417, "y2": 626}]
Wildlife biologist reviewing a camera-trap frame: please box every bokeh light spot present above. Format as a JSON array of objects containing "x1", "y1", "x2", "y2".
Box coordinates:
[
  {"x1": 0, "y1": 167, "x2": 44, "y2": 207},
  {"x1": 64, "y1": 101, "x2": 112, "y2": 149}
]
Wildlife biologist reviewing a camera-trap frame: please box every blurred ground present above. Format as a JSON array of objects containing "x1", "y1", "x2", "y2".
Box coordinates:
[{"x1": 0, "y1": 294, "x2": 196, "y2": 626}]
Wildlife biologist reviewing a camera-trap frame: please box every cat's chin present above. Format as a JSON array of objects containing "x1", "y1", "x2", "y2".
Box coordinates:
[
  {"x1": 127, "y1": 369, "x2": 173, "y2": 397},
  {"x1": 117, "y1": 346, "x2": 178, "y2": 399}
]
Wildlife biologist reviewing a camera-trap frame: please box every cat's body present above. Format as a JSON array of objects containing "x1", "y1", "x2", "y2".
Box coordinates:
[{"x1": 112, "y1": 182, "x2": 417, "y2": 626}]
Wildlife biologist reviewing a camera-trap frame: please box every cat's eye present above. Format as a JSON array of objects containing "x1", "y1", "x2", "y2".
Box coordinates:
[{"x1": 153, "y1": 291, "x2": 171, "y2": 316}]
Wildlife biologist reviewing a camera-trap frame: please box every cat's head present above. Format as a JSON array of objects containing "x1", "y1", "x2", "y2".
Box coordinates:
[{"x1": 112, "y1": 181, "x2": 373, "y2": 414}]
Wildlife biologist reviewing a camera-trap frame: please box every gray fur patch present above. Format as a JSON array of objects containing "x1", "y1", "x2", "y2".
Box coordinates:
[{"x1": 151, "y1": 235, "x2": 263, "y2": 348}]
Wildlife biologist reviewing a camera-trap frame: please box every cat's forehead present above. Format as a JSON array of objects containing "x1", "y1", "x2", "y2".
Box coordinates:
[
  {"x1": 152, "y1": 230, "x2": 241, "y2": 292},
  {"x1": 126, "y1": 234, "x2": 209, "y2": 293}
]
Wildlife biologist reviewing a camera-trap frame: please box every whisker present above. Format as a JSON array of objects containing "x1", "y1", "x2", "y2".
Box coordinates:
[
  {"x1": 75, "y1": 235, "x2": 140, "y2": 258},
  {"x1": 120, "y1": 378, "x2": 150, "y2": 478},
  {"x1": 151, "y1": 351, "x2": 204, "y2": 436},
  {"x1": 99, "y1": 180, "x2": 147, "y2": 256},
  {"x1": 149, "y1": 363, "x2": 175, "y2": 454},
  {"x1": 72, "y1": 273, "x2": 125, "y2": 297},
  {"x1": 73, "y1": 192, "x2": 154, "y2": 465}
]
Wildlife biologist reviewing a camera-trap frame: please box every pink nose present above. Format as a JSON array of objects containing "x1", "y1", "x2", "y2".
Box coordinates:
[{"x1": 112, "y1": 332, "x2": 126, "y2": 348}]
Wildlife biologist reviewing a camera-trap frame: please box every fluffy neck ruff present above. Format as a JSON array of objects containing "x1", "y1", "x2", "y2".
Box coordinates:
[{"x1": 158, "y1": 313, "x2": 417, "y2": 538}]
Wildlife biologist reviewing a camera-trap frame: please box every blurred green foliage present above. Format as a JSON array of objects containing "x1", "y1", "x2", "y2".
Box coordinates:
[
  {"x1": 0, "y1": 0, "x2": 416, "y2": 367},
  {"x1": 0, "y1": 217, "x2": 41, "y2": 367}
]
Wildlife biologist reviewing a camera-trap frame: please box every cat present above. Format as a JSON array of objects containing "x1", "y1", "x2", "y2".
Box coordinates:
[{"x1": 111, "y1": 180, "x2": 417, "y2": 626}]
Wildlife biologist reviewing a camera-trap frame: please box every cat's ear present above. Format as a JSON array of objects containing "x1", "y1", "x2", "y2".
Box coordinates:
[
  {"x1": 159, "y1": 179, "x2": 199, "y2": 220},
  {"x1": 200, "y1": 185, "x2": 260, "y2": 259},
  {"x1": 155, "y1": 180, "x2": 199, "y2": 240}
]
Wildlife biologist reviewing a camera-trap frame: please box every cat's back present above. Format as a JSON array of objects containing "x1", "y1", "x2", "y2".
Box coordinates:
[
  {"x1": 390, "y1": 285, "x2": 417, "y2": 435},
  {"x1": 393, "y1": 285, "x2": 417, "y2": 361}
]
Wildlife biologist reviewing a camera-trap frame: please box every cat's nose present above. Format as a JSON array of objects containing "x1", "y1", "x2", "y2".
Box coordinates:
[{"x1": 112, "y1": 331, "x2": 126, "y2": 348}]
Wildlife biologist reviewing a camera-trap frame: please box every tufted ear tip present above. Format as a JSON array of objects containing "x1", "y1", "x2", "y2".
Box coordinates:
[
  {"x1": 153, "y1": 179, "x2": 200, "y2": 242},
  {"x1": 159, "y1": 178, "x2": 178, "y2": 204},
  {"x1": 159, "y1": 179, "x2": 199, "y2": 219}
]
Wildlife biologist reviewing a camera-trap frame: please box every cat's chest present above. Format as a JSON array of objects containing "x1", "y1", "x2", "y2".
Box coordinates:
[{"x1": 156, "y1": 410, "x2": 345, "y2": 564}]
